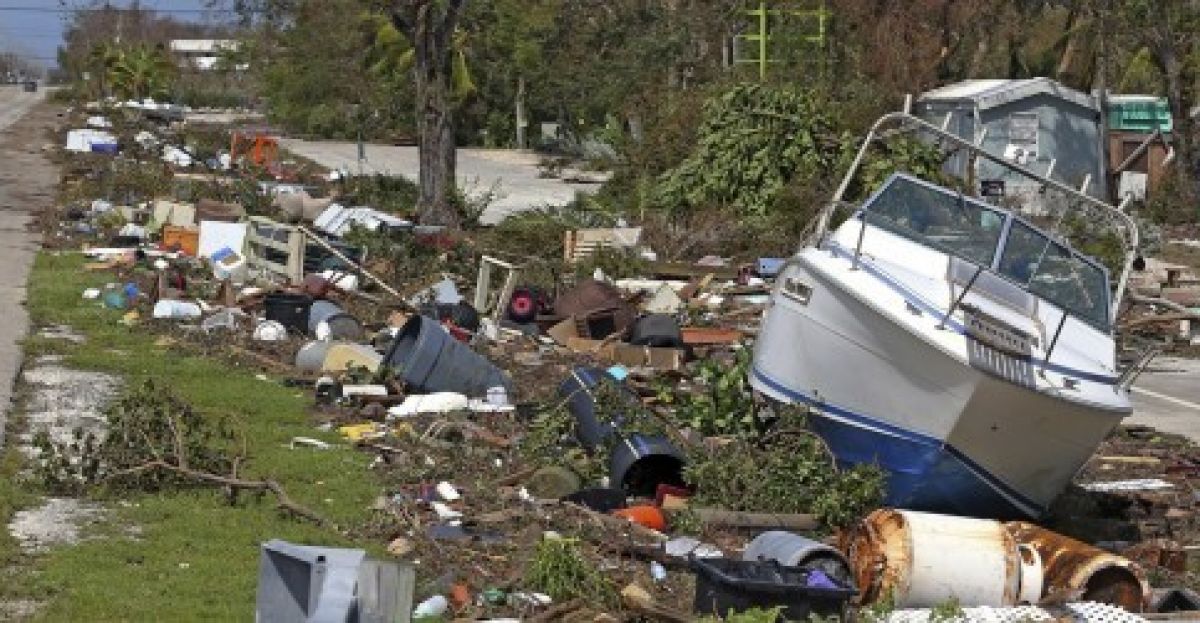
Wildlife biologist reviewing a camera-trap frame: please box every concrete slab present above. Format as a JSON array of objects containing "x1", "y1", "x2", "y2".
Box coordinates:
[
  {"x1": 279, "y1": 139, "x2": 604, "y2": 225},
  {"x1": 1128, "y1": 355, "x2": 1200, "y2": 443},
  {"x1": 0, "y1": 85, "x2": 52, "y2": 443}
]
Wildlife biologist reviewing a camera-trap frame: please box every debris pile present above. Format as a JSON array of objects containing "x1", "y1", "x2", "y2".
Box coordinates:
[{"x1": 38, "y1": 102, "x2": 1200, "y2": 621}]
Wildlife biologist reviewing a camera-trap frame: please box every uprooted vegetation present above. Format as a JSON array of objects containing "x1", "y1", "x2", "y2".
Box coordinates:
[{"x1": 33, "y1": 381, "x2": 332, "y2": 528}]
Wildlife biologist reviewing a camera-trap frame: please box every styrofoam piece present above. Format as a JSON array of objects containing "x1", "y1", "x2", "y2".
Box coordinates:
[
  {"x1": 387, "y1": 392, "x2": 469, "y2": 418},
  {"x1": 197, "y1": 221, "x2": 247, "y2": 257},
  {"x1": 313, "y1": 204, "x2": 413, "y2": 237}
]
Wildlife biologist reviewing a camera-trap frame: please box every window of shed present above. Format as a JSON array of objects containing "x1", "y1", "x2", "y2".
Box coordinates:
[{"x1": 1008, "y1": 112, "x2": 1039, "y2": 161}]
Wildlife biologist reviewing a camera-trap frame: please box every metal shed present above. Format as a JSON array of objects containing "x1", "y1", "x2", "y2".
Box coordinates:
[{"x1": 915, "y1": 78, "x2": 1107, "y2": 210}]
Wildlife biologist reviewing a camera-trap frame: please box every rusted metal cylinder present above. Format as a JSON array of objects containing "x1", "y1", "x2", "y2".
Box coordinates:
[
  {"x1": 843, "y1": 509, "x2": 1039, "y2": 608},
  {"x1": 1005, "y1": 521, "x2": 1150, "y2": 612}
]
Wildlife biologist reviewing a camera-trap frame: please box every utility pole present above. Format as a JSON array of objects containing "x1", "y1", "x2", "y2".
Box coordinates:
[{"x1": 733, "y1": 0, "x2": 829, "y2": 82}]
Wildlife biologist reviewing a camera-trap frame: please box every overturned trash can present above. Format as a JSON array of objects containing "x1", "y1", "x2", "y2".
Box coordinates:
[
  {"x1": 384, "y1": 314, "x2": 513, "y2": 397},
  {"x1": 609, "y1": 434, "x2": 686, "y2": 497}
]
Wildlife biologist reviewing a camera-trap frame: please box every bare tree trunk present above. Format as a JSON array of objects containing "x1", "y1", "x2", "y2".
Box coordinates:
[
  {"x1": 1161, "y1": 47, "x2": 1198, "y2": 192},
  {"x1": 1055, "y1": 3, "x2": 1082, "y2": 82},
  {"x1": 393, "y1": 1, "x2": 467, "y2": 227}
]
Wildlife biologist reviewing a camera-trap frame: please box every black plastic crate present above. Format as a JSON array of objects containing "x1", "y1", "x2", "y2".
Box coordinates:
[{"x1": 691, "y1": 557, "x2": 856, "y2": 621}]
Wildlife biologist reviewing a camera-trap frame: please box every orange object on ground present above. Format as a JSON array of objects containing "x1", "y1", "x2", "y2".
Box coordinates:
[
  {"x1": 612, "y1": 505, "x2": 667, "y2": 531},
  {"x1": 161, "y1": 225, "x2": 199, "y2": 256},
  {"x1": 450, "y1": 582, "x2": 471, "y2": 608},
  {"x1": 230, "y1": 129, "x2": 279, "y2": 168}
]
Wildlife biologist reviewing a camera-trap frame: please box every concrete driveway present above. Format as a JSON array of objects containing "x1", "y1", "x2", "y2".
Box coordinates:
[
  {"x1": 1128, "y1": 356, "x2": 1200, "y2": 443},
  {"x1": 0, "y1": 85, "x2": 52, "y2": 440},
  {"x1": 279, "y1": 138, "x2": 603, "y2": 225}
]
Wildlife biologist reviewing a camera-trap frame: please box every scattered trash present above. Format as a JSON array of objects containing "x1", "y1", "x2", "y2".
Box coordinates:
[
  {"x1": 252, "y1": 320, "x2": 287, "y2": 341},
  {"x1": 1081, "y1": 478, "x2": 1174, "y2": 493},
  {"x1": 290, "y1": 437, "x2": 332, "y2": 450},
  {"x1": 388, "y1": 392, "x2": 470, "y2": 418},
  {"x1": 743, "y1": 531, "x2": 853, "y2": 586},
  {"x1": 152, "y1": 300, "x2": 202, "y2": 319},
  {"x1": 690, "y1": 557, "x2": 856, "y2": 621}
]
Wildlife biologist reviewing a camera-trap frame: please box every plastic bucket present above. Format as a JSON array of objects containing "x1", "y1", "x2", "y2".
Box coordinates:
[
  {"x1": 295, "y1": 340, "x2": 333, "y2": 373},
  {"x1": 307, "y1": 300, "x2": 364, "y2": 341},
  {"x1": 264, "y1": 293, "x2": 313, "y2": 334},
  {"x1": 609, "y1": 434, "x2": 686, "y2": 497},
  {"x1": 384, "y1": 315, "x2": 513, "y2": 397},
  {"x1": 743, "y1": 531, "x2": 853, "y2": 586}
]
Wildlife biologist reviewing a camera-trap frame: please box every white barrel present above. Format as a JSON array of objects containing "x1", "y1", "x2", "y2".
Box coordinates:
[{"x1": 846, "y1": 509, "x2": 1035, "y2": 608}]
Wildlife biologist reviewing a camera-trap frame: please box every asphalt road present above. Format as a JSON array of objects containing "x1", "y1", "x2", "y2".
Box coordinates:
[
  {"x1": 1129, "y1": 356, "x2": 1200, "y2": 443},
  {"x1": 279, "y1": 139, "x2": 602, "y2": 225},
  {"x1": 0, "y1": 85, "x2": 51, "y2": 441}
]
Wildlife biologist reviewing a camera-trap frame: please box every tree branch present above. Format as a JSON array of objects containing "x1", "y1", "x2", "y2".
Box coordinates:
[{"x1": 105, "y1": 460, "x2": 335, "y2": 530}]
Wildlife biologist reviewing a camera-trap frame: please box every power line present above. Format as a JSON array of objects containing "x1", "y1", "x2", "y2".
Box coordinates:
[{"x1": 0, "y1": 6, "x2": 249, "y2": 14}]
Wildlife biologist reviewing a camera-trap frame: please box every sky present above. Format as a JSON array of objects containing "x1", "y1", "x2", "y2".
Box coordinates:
[{"x1": 0, "y1": 0, "x2": 214, "y2": 68}]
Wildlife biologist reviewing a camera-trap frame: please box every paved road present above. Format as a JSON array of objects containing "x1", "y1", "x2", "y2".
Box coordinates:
[
  {"x1": 0, "y1": 85, "x2": 52, "y2": 441},
  {"x1": 1129, "y1": 356, "x2": 1200, "y2": 443},
  {"x1": 279, "y1": 139, "x2": 603, "y2": 225}
]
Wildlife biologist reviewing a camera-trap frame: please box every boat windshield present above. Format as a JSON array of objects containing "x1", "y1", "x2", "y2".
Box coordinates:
[{"x1": 861, "y1": 175, "x2": 1111, "y2": 330}]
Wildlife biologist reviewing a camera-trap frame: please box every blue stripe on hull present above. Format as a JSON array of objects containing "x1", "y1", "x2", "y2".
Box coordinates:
[{"x1": 751, "y1": 367, "x2": 1045, "y2": 519}]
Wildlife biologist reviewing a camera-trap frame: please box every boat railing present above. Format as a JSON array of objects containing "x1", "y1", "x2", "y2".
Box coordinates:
[{"x1": 814, "y1": 112, "x2": 1139, "y2": 327}]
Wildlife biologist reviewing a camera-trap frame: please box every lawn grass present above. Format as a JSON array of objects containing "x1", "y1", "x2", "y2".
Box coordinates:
[{"x1": 2, "y1": 251, "x2": 383, "y2": 621}]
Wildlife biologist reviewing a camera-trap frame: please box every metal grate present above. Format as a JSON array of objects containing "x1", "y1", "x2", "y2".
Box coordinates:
[
  {"x1": 886, "y1": 601, "x2": 1147, "y2": 623},
  {"x1": 964, "y1": 307, "x2": 1037, "y2": 388}
]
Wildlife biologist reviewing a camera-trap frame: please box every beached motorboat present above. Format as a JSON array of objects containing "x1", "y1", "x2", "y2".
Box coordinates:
[{"x1": 751, "y1": 112, "x2": 1143, "y2": 519}]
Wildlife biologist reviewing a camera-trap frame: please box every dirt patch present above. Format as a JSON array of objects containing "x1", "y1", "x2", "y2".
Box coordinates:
[
  {"x1": 36, "y1": 326, "x2": 85, "y2": 344},
  {"x1": 8, "y1": 497, "x2": 104, "y2": 553},
  {"x1": 17, "y1": 355, "x2": 120, "y2": 454}
]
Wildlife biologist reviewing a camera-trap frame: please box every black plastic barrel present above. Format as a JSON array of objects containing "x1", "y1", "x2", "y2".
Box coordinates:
[
  {"x1": 629, "y1": 314, "x2": 684, "y2": 348},
  {"x1": 558, "y1": 367, "x2": 618, "y2": 448},
  {"x1": 691, "y1": 557, "x2": 856, "y2": 621},
  {"x1": 608, "y1": 434, "x2": 686, "y2": 497},
  {"x1": 264, "y1": 293, "x2": 313, "y2": 334},
  {"x1": 384, "y1": 315, "x2": 513, "y2": 397}
]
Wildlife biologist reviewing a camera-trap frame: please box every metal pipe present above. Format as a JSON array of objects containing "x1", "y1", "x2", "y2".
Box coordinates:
[
  {"x1": 851, "y1": 214, "x2": 868, "y2": 270},
  {"x1": 1042, "y1": 310, "x2": 1069, "y2": 367},
  {"x1": 813, "y1": 112, "x2": 1139, "y2": 328},
  {"x1": 296, "y1": 225, "x2": 402, "y2": 299},
  {"x1": 939, "y1": 264, "x2": 983, "y2": 330}
]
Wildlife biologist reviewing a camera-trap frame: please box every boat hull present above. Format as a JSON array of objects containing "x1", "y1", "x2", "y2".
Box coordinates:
[{"x1": 751, "y1": 252, "x2": 1128, "y2": 519}]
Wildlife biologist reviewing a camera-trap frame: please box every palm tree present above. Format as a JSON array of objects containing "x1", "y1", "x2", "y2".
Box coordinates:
[
  {"x1": 87, "y1": 41, "x2": 123, "y2": 98},
  {"x1": 108, "y1": 45, "x2": 176, "y2": 101}
]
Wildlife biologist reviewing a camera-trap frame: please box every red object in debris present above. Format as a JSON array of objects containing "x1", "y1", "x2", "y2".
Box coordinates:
[
  {"x1": 612, "y1": 505, "x2": 667, "y2": 532},
  {"x1": 508, "y1": 288, "x2": 539, "y2": 323},
  {"x1": 655, "y1": 484, "x2": 691, "y2": 507},
  {"x1": 442, "y1": 321, "x2": 472, "y2": 343}
]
